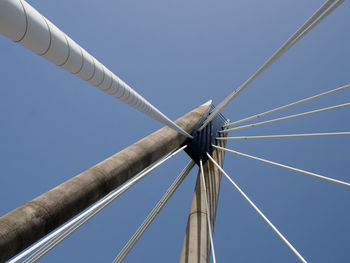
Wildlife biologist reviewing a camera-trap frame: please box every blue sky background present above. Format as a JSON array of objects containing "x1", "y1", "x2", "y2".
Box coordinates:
[{"x1": 1, "y1": 0, "x2": 350, "y2": 262}]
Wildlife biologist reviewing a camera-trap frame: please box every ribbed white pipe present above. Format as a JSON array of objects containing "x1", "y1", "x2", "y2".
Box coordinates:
[{"x1": 0, "y1": 0, "x2": 192, "y2": 138}]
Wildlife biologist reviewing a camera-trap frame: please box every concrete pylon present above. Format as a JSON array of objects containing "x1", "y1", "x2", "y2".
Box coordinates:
[
  {"x1": 179, "y1": 139, "x2": 226, "y2": 263},
  {"x1": 0, "y1": 102, "x2": 210, "y2": 262}
]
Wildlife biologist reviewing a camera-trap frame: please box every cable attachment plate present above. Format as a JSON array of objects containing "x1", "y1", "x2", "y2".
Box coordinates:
[{"x1": 184, "y1": 103, "x2": 227, "y2": 165}]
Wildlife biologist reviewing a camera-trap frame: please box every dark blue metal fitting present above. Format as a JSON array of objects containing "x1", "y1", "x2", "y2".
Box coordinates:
[{"x1": 184, "y1": 104, "x2": 227, "y2": 165}]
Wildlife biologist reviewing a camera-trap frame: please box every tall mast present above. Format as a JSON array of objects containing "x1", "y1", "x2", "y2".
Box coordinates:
[{"x1": 0, "y1": 103, "x2": 209, "y2": 262}]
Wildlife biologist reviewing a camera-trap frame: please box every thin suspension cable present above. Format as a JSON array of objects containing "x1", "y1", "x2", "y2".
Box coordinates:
[
  {"x1": 212, "y1": 145, "x2": 350, "y2": 188},
  {"x1": 25, "y1": 146, "x2": 188, "y2": 263},
  {"x1": 217, "y1": 132, "x2": 350, "y2": 140},
  {"x1": 24, "y1": 146, "x2": 187, "y2": 263},
  {"x1": 260, "y1": 0, "x2": 345, "y2": 79},
  {"x1": 222, "y1": 102, "x2": 350, "y2": 133},
  {"x1": 199, "y1": 160, "x2": 217, "y2": 263},
  {"x1": 207, "y1": 153, "x2": 307, "y2": 263},
  {"x1": 10, "y1": 157, "x2": 153, "y2": 263},
  {"x1": 225, "y1": 84, "x2": 350, "y2": 128},
  {"x1": 15, "y1": 146, "x2": 187, "y2": 263},
  {"x1": 113, "y1": 160, "x2": 195, "y2": 263},
  {"x1": 288, "y1": 0, "x2": 345, "y2": 48},
  {"x1": 199, "y1": 0, "x2": 341, "y2": 130}
]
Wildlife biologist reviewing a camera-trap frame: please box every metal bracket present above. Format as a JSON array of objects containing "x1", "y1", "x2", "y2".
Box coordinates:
[{"x1": 184, "y1": 103, "x2": 227, "y2": 165}]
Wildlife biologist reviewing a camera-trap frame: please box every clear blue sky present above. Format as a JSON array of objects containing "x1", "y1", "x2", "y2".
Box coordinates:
[{"x1": 1, "y1": 0, "x2": 350, "y2": 262}]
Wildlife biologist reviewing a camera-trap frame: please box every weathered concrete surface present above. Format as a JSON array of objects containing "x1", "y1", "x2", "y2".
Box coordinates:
[
  {"x1": 0, "y1": 103, "x2": 209, "y2": 262},
  {"x1": 179, "y1": 138, "x2": 226, "y2": 263}
]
